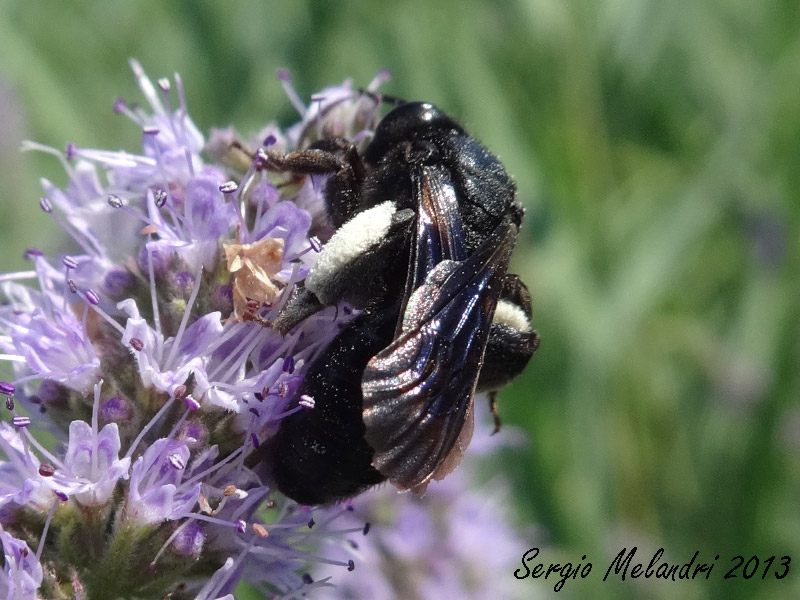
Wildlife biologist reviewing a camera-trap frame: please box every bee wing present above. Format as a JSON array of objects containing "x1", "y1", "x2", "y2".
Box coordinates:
[
  {"x1": 412, "y1": 164, "x2": 469, "y2": 265},
  {"x1": 361, "y1": 210, "x2": 518, "y2": 494},
  {"x1": 394, "y1": 165, "x2": 468, "y2": 333}
]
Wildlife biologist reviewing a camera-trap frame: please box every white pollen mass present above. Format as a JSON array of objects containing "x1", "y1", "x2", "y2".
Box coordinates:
[
  {"x1": 494, "y1": 299, "x2": 532, "y2": 332},
  {"x1": 305, "y1": 201, "x2": 397, "y2": 301}
]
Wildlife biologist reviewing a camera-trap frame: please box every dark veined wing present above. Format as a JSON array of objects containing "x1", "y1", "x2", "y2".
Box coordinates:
[
  {"x1": 396, "y1": 164, "x2": 468, "y2": 333},
  {"x1": 361, "y1": 168, "x2": 518, "y2": 493}
]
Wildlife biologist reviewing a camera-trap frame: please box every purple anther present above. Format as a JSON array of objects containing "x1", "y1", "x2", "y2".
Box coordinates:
[
  {"x1": 113, "y1": 97, "x2": 127, "y2": 114},
  {"x1": 23, "y1": 248, "x2": 44, "y2": 260},
  {"x1": 85, "y1": 289, "x2": 100, "y2": 305},
  {"x1": 154, "y1": 189, "x2": 168, "y2": 207},
  {"x1": 168, "y1": 453, "x2": 186, "y2": 470},
  {"x1": 282, "y1": 356, "x2": 295, "y2": 374},
  {"x1": 219, "y1": 181, "x2": 238, "y2": 194},
  {"x1": 12, "y1": 415, "x2": 31, "y2": 429}
]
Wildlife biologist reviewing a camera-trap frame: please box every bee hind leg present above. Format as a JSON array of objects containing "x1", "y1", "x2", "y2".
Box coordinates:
[{"x1": 476, "y1": 274, "x2": 539, "y2": 401}]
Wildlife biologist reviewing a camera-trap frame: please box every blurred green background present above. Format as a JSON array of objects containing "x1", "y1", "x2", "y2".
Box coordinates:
[{"x1": 1, "y1": 1, "x2": 798, "y2": 598}]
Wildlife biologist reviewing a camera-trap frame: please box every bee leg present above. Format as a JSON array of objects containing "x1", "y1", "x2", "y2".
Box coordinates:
[
  {"x1": 271, "y1": 286, "x2": 325, "y2": 334},
  {"x1": 273, "y1": 207, "x2": 415, "y2": 333},
  {"x1": 304, "y1": 206, "x2": 414, "y2": 307},
  {"x1": 488, "y1": 390, "x2": 502, "y2": 434},
  {"x1": 260, "y1": 138, "x2": 357, "y2": 174},
  {"x1": 477, "y1": 274, "x2": 539, "y2": 394},
  {"x1": 261, "y1": 139, "x2": 366, "y2": 228},
  {"x1": 357, "y1": 89, "x2": 407, "y2": 107}
]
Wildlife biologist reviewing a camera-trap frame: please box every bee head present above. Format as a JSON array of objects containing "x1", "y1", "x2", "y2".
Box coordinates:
[{"x1": 363, "y1": 102, "x2": 464, "y2": 164}]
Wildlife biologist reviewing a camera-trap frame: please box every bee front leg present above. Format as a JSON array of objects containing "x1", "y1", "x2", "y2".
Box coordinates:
[{"x1": 262, "y1": 138, "x2": 366, "y2": 228}]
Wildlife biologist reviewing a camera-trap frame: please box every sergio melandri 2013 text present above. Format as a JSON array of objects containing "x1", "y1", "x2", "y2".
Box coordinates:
[{"x1": 514, "y1": 546, "x2": 791, "y2": 592}]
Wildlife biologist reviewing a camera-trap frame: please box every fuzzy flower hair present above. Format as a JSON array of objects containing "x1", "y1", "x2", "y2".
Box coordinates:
[{"x1": 0, "y1": 62, "x2": 528, "y2": 599}]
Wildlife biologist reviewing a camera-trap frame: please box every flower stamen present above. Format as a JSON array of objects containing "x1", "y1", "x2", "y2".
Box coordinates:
[{"x1": 164, "y1": 263, "x2": 204, "y2": 370}]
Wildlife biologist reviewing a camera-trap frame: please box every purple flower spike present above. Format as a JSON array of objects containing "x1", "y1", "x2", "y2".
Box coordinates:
[{"x1": 0, "y1": 60, "x2": 523, "y2": 600}]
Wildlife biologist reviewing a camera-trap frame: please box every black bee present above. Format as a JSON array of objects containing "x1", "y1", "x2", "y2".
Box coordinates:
[{"x1": 261, "y1": 101, "x2": 539, "y2": 505}]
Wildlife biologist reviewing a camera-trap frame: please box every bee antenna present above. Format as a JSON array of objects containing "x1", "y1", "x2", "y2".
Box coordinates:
[{"x1": 357, "y1": 89, "x2": 406, "y2": 107}]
